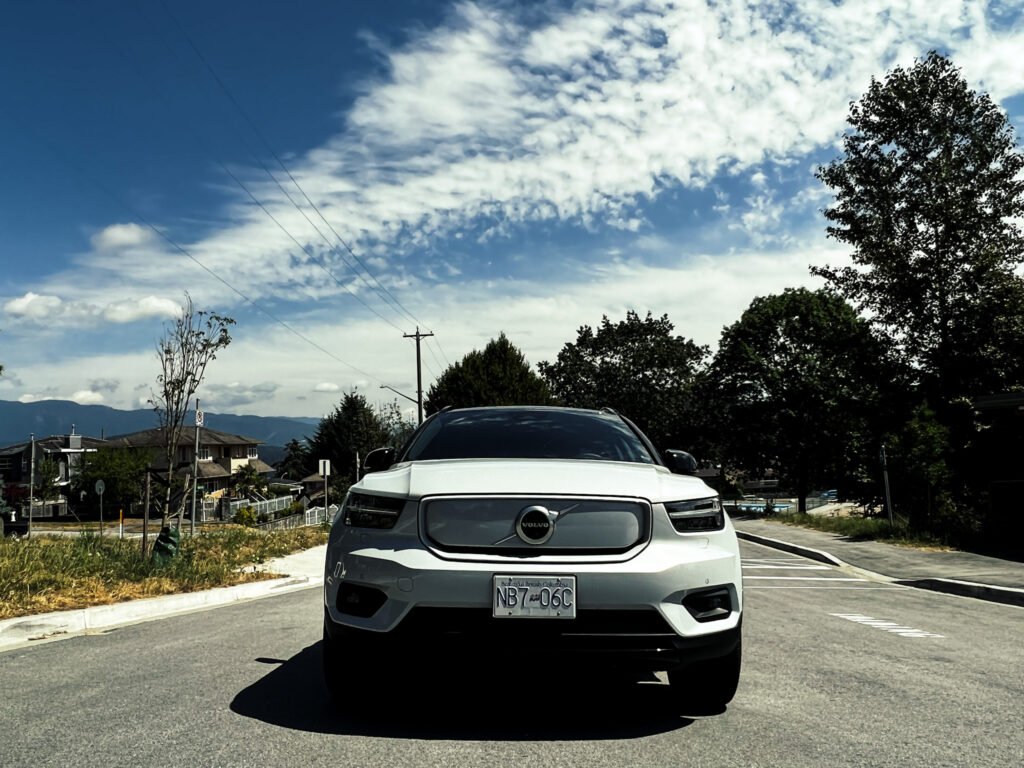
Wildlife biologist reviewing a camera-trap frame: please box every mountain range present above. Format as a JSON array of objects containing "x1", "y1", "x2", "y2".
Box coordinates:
[{"x1": 0, "y1": 400, "x2": 319, "y2": 453}]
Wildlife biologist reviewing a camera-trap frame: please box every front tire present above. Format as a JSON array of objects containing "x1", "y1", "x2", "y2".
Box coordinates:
[{"x1": 667, "y1": 635, "x2": 742, "y2": 712}]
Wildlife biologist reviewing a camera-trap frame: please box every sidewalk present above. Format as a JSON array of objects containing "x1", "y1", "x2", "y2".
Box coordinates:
[
  {"x1": 733, "y1": 517, "x2": 1024, "y2": 607},
  {"x1": 0, "y1": 545, "x2": 327, "y2": 653}
]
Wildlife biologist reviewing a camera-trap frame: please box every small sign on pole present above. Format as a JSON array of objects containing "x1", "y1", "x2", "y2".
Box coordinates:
[{"x1": 319, "y1": 460, "x2": 330, "y2": 512}]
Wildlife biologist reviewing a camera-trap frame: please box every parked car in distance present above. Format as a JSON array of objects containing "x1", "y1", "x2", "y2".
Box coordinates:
[{"x1": 323, "y1": 405, "x2": 743, "y2": 711}]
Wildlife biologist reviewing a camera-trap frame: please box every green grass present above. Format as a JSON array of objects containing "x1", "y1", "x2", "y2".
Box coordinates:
[
  {"x1": 0, "y1": 525, "x2": 328, "y2": 620},
  {"x1": 771, "y1": 512, "x2": 949, "y2": 549}
]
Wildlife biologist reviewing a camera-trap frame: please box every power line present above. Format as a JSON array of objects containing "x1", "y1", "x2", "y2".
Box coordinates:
[
  {"x1": 158, "y1": 0, "x2": 436, "y2": 334},
  {"x1": 122, "y1": 2, "x2": 405, "y2": 333},
  {"x1": 216, "y1": 159, "x2": 405, "y2": 333},
  {"x1": 5, "y1": 112, "x2": 386, "y2": 386}
]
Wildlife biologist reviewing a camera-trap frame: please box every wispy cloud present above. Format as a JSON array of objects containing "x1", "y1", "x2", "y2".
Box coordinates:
[{"x1": 2, "y1": 0, "x2": 1021, "y2": 416}]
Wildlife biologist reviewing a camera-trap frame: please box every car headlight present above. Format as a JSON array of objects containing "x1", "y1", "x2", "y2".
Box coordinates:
[
  {"x1": 343, "y1": 492, "x2": 405, "y2": 529},
  {"x1": 665, "y1": 496, "x2": 724, "y2": 532}
]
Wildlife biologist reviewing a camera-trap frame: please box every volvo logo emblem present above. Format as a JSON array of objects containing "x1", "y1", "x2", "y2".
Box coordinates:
[{"x1": 516, "y1": 505, "x2": 555, "y2": 545}]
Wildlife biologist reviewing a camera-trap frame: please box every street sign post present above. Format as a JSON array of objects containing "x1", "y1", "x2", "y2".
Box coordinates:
[
  {"x1": 319, "y1": 460, "x2": 331, "y2": 512},
  {"x1": 95, "y1": 479, "x2": 106, "y2": 537}
]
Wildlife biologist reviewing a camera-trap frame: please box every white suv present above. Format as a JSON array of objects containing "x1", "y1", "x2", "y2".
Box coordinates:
[{"x1": 323, "y1": 406, "x2": 742, "y2": 710}]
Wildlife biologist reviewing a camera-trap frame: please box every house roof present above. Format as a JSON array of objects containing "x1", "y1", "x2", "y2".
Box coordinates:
[
  {"x1": 0, "y1": 435, "x2": 107, "y2": 454},
  {"x1": 107, "y1": 426, "x2": 263, "y2": 448}
]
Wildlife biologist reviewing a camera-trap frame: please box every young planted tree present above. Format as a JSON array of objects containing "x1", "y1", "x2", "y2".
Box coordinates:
[
  {"x1": 426, "y1": 333, "x2": 553, "y2": 414},
  {"x1": 539, "y1": 311, "x2": 706, "y2": 449},
  {"x1": 150, "y1": 294, "x2": 234, "y2": 531}
]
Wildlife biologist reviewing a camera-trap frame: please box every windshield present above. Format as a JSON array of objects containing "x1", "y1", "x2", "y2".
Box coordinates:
[{"x1": 403, "y1": 408, "x2": 657, "y2": 464}]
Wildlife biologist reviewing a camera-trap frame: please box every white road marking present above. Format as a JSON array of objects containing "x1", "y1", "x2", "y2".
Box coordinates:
[
  {"x1": 831, "y1": 613, "x2": 944, "y2": 638},
  {"x1": 746, "y1": 586, "x2": 904, "y2": 590},
  {"x1": 746, "y1": 576, "x2": 868, "y2": 581},
  {"x1": 743, "y1": 564, "x2": 831, "y2": 570}
]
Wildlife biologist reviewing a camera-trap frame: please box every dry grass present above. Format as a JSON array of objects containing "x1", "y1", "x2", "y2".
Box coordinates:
[
  {"x1": 772, "y1": 512, "x2": 952, "y2": 549},
  {"x1": 0, "y1": 525, "x2": 327, "y2": 620}
]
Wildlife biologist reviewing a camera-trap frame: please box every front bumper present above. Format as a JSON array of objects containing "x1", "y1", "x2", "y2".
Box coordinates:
[{"x1": 324, "y1": 530, "x2": 742, "y2": 663}]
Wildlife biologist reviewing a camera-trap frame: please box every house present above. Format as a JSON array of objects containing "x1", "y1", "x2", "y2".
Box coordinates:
[
  {"x1": 0, "y1": 427, "x2": 104, "y2": 517},
  {"x1": 106, "y1": 426, "x2": 275, "y2": 502}
]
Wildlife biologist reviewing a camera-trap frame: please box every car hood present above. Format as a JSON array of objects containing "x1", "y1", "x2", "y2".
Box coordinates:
[{"x1": 353, "y1": 458, "x2": 714, "y2": 503}]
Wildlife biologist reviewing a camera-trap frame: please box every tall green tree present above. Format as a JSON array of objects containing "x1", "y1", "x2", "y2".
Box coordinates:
[
  {"x1": 813, "y1": 51, "x2": 1024, "y2": 405},
  {"x1": 813, "y1": 52, "x2": 1024, "y2": 540},
  {"x1": 426, "y1": 333, "x2": 553, "y2": 414},
  {"x1": 277, "y1": 439, "x2": 310, "y2": 480},
  {"x1": 703, "y1": 289, "x2": 893, "y2": 511},
  {"x1": 308, "y1": 392, "x2": 391, "y2": 492},
  {"x1": 539, "y1": 311, "x2": 706, "y2": 449}
]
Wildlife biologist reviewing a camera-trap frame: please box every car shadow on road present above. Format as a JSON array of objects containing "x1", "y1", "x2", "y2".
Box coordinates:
[{"x1": 231, "y1": 642, "x2": 708, "y2": 740}]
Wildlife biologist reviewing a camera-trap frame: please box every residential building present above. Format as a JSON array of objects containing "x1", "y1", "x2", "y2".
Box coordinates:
[
  {"x1": 106, "y1": 426, "x2": 274, "y2": 502},
  {"x1": 0, "y1": 427, "x2": 104, "y2": 517}
]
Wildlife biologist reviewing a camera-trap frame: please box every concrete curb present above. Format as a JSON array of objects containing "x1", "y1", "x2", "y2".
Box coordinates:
[
  {"x1": 893, "y1": 578, "x2": 1024, "y2": 608},
  {"x1": 0, "y1": 574, "x2": 323, "y2": 653},
  {"x1": 738, "y1": 530, "x2": 1024, "y2": 607},
  {"x1": 737, "y1": 530, "x2": 845, "y2": 567}
]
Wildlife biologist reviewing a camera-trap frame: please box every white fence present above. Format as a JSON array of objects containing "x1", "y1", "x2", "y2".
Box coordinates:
[
  {"x1": 257, "y1": 505, "x2": 337, "y2": 531},
  {"x1": 195, "y1": 495, "x2": 294, "y2": 522}
]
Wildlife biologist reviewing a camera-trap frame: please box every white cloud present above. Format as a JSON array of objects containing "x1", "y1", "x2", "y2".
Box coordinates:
[
  {"x1": 89, "y1": 223, "x2": 154, "y2": 251},
  {"x1": 18, "y1": 393, "x2": 54, "y2": 404},
  {"x1": 5, "y1": 0, "x2": 1023, "y2": 419},
  {"x1": 5, "y1": 293, "x2": 63, "y2": 319},
  {"x1": 69, "y1": 390, "x2": 105, "y2": 405},
  {"x1": 202, "y1": 381, "x2": 280, "y2": 409},
  {"x1": 13, "y1": 1, "x2": 1024, "y2": 326},
  {"x1": 102, "y1": 296, "x2": 181, "y2": 323}
]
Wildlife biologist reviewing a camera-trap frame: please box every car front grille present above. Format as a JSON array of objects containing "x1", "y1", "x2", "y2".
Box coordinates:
[{"x1": 421, "y1": 495, "x2": 651, "y2": 556}]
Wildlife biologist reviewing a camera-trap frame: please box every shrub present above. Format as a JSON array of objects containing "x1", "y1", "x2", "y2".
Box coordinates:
[{"x1": 232, "y1": 506, "x2": 257, "y2": 527}]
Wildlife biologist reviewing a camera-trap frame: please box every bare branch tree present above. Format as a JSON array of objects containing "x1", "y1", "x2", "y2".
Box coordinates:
[{"x1": 150, "y1": 293, "x2": 234, "y2": 532}]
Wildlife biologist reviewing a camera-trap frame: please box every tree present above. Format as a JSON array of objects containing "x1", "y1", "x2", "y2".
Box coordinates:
[
  {"x1": 426, "y1": 333, "x2": 553, "y2": 414},
  {"x1": 150, "y1": 294, "x2": 234, "y2": 531},
  {"x1": 702, "y1": 289, "x2": 893, "y2": 512},
  {"x1": 233, "y1": 462, "x2": 267, "y2": 499},
  {"x1": 277, "y1": 439, "x2": 310, "y2": 480},
  {"x1": 73, "y1": 447, "x2": 150, "y2": 519},
  {"x1": 308, "y1": 391, "x2": 392, "y2": 494},
  {"x1": 538, "y1": 311, "x2": 706, "y2": 449},
  {"x1": 814, "y1": 51, "x2": 1024, "y2": 406},
  {"x1": 33, "y1": 456, "x2": 62, "y2": 504}
]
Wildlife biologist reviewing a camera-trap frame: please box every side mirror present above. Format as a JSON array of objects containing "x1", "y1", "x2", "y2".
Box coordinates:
[
  {"x1": 663, "y1": 449, "x2": 698, "y2": 476},
  {"x1": 363, "y1": 447, "x2": 396, "y2": 474}
]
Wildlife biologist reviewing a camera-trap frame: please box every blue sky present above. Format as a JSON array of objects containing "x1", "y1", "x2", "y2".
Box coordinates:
[{"x1": 2, "y1": 0, "x2": 1023, "y2": 420}]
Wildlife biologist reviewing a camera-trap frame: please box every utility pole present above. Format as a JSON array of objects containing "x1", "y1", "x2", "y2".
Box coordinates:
[
  {"x1": 880, "y1": 444, "x2": 894, "y2": 528},
  {"x1": 28, "y1": 433, "x2": 35, "y2": 539},
  {"x1": 403, "y1": 326, "x2": 434, "y2": 423}
]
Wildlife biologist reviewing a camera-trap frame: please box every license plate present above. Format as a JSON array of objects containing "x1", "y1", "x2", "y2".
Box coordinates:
[{"x1": 493, "y1": 575, "x2": 576, "y2": 618}]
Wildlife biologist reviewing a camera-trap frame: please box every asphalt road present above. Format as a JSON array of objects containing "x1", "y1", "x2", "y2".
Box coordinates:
[{"x1": 2, "y1": 541, "x2": 1021, "y2": 768}]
